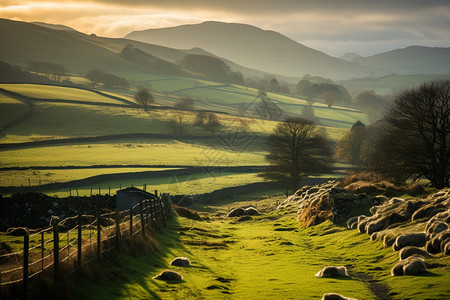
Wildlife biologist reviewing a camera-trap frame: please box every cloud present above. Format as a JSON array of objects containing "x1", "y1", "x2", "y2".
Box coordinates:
[{"x1": 0, "y1": 0, "x2": 449, "y2": 56}]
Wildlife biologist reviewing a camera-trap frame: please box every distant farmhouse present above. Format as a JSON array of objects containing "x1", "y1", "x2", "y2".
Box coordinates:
[{"x1": 116, "y1": 187, "x2": 157, "y2": 211}]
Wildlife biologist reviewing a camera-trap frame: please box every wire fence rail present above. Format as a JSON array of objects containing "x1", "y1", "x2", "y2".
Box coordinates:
[{"x1": 0, "y1": 193, "x2": 172, "y2": 300}]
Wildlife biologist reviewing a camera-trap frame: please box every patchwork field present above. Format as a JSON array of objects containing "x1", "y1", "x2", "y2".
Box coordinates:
[{"x1": 0, "y1": 78, "x2": 359, "y2": 195}]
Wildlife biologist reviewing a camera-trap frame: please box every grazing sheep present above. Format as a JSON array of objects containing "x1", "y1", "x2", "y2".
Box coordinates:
[
  {"x1": 403, "y1": 257, "x2": 427, "y2": 275},
  {"x1": 153, "y1": 270, "x2": 183, "y2": 281},
  {"x1": 358, "y1": 219, "x2": 369, "y2": 234},
  {"x1": 426, "y1": 209, "x2": 450, "y2": 227},
  {"x1": 389, "y1": 197, "x2": 404, "y2": 205},
  {"x1": 426, "y1": 229, "x2": 450, "y2": 254},
  {"x1": 412, "y1": 204, "x2": 446, "y2": 221},
  {"x1": 425, "y1": 221, "x2": 448, "y2": 239},
  {"x1": 172, "y1": 205, "x2": 203, "y2": 221},
  {"x1": 369, "y1": 205, "x2": 380, "y2": 215},
  {"x1": 346, "y1": 216, "x2": 359, "y2": 229},
  {"x1": 370, "y1": 232, "x2": 380, "y2": 241},
  {"x1": 444, "y1": 241, "x2": 450, "y2": 255},
  {"x1": 245, "y1": 207, "x2": 261, "y2": 216},
  {"x1": 391, "y1": 256, "x2": 426, "y2": 276},
  {"x1": 170, "y1": 257, "x2": 191, "y2": 267},
  {"x1": 322, "y1": 293, "x2": 356, "y2": 300},
  {"x1": 367, "y1": 218, "x2": 388, "y2": 235},
  {"x1": 383, "y1": 235, "x2": 396, "y2": 248},
  {"x1": 315, "y1": 266, "x2": 348, "y2": 278},
  {"x1": 227, "y1": 208, "x2": 247, "y2": 217},
  {"x1": 399, "y1": 246, "x2": 430, "y2": 260},
  {"x1": 393, "y1": 233, "x2": 426, "y2": 251}
]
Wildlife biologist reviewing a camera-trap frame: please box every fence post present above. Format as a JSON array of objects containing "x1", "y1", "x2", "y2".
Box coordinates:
[
  {"x1": 115, "y1": 209, "x2": 121, "y2": 253},
  {"x1": 23, "y1": 234, "x2": 29, "y2": 300},
  {"x1": 77, "y1": 214, "x2": 82, "y2": 269},
  {"x1": 148, "y1": 199, "x2": 154, "y2": 229},
  {"x1": 53, "y1": 222, "x2": 59, "y2": 282},
  {"x1": 129, "y1": 207, "x2": 133, "y2": 238},
  {"x1": 140, "y1": 200, "x2": 145, "y2": 238},
  {"x1": 97, "y1": 212, "x2": 101, "y2": 262},
  {"x1": 158, "y1": 197, "x2": 166, "y2": 228},
  {"x1": 41, "y1": 231, "x2": 45, "y2": 271}
]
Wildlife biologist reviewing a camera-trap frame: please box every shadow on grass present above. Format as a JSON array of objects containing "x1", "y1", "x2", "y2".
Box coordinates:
[{"x1": 71, "y1": 216, "x2": 202, "y2": 300}]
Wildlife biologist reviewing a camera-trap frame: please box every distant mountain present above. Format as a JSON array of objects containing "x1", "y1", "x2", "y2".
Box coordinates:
[
  {"x1": 31, "y1": 22, "x2": 77, "y2": 32},
  {"x1": 339, "y1": 52, "x2": 361, "y2": 61},
  {"x1": 352, "y1": 46, "x2": 450, "y2": 74},
  {"x1": 125, "y1": 21, "x2": 377, "y2": 80}
]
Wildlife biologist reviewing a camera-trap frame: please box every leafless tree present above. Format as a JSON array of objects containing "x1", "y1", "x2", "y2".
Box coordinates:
[
  {"x1": 370, "y1": 80, "x2": 449, "y2": 188},
  {"x1": 204, "y1": 113, "x2": 222, "y2": 136},
  {"x1": 260, "y1": 118, "x2": 333, "y2": 193},
  {"x1": 134, "y1": 88, "x2": 154, "y2": 111}
]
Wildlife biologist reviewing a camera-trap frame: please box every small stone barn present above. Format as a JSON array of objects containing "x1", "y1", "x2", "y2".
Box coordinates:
[{"x1": 116, "y1": 187, "x2": 157, "y2": 211}]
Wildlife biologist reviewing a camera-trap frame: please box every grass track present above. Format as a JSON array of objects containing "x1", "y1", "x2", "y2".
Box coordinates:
[{"x1": 70, "y1": 192, "x2": 450, "y2": 299}]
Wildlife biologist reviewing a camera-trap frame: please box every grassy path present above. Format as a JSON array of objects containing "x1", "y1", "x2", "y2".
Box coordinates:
[{"x1": 67, "y1": 193, "x2": 450, "y2": 299}]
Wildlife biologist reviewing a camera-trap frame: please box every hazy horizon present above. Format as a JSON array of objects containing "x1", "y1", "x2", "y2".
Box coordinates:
[{"x1": 1, "y1": 0, "x2": 449, "y2": 57}]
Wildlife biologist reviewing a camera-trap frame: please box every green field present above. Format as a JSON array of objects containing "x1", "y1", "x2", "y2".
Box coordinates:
[
  {"x1": 0, "y1": 93, "x2": 29, "y2": 127},
  {"x1": 70, "y1": 192, "x2": 450, "y2": 300},
  {"x1": 0, "y1": 78, "x2": 359, "y2": 193}
]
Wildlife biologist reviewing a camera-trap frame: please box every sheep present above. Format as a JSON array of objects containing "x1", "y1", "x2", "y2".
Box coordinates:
[
  {"x1": 346, "y1": 216, "x2": 359, "y2": 229},
  {"x1": 315, "y1": 266, "x2": 348, "y2": 278},
  {"x1": 425, "y1": 221, "x2": 448, "y2": 239},
  {"x1": 357, "y1": 219, "x2": 369, "y2": 234},
  {"x1": 399, "y1": 246, "x2": 430, "y2": 260},
  {"x1": 427, "y1": 209, "x2": 450, "y2": 226},
  {"x1": 393, "y1": 233, "x2": 426, "y2": 251},
  {"x1": 383, "y1": 234, "x2": 396, "y2": 248},
  {"x1": 411, "y1": 204, "x2": 446, "y2": 221},
  {"x1": 426, "y1": 229, "x2": 450, "y2": 254},
  {"x1": 322, "y1": 293, "x2": 356, "y2": 300},
  {"x1": 227, "y1": 208, "x2": 247, "y2": 217},
  {"x1": 391, "y1": 255, "x2": 426, "y2": 276},
  {"x1": 170, "y1": 257, "x2": 191, "y2": 267},
  {"x1": 153, "y1": 270, "x2": 183, "y2": 281},
  {"x1": 245, "y1": 207, "x2": 261, "y2": 216}
]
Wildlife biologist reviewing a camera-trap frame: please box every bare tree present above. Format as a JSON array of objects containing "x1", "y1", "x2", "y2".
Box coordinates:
[
  {"x1": 194, "y1": 111, "x2": 208, "y2": 126},
  {"x1": 169, "y1": 111, "x2": 186, "y2": 135},
  {"x1": 205, "y1": 113, "x2": 222, "y2": 136},
  {"x1": 335, "y1": 121, "x2": 368, "y2": 169},
  {"x1": 260, "y1": 118, "x2": 333, "y2": 192},
  {"x1": 370, "y1": 80, "x2": 449, "y2": 188},
  {"x1": 134, "y1": 88, "x2": 154, "y2": 111},
  {"x1": 174, "y1": 97, "x2": 194, "y2": 110},
  {"x1": 302, "y1": 102, "x2": 316, "y2": 121}
]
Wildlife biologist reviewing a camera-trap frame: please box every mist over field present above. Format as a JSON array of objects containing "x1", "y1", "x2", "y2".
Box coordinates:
[{"x1": 0, "y1": 1, "x2": 449, "y2": 299}]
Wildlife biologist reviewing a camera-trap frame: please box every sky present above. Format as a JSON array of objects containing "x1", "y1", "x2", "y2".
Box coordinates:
[{"x1": 1, "y1": 0, "x2": 449, "y2": 57}]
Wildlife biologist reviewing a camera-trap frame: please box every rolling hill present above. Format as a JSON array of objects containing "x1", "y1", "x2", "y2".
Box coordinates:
[
  {"x1": 125, "y1": 21, "x2": 378, "y2": 80},
  {"x1": 351, "y1": 46, "x2": 450, "y2": 75},
  {"x1": 0, "y1": 19, "x2": 282, "y2": 83}
]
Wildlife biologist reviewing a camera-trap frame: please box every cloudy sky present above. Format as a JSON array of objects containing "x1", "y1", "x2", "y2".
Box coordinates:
[{"x1": 1, "y1": 0, "x2": 449, "y2": 57}]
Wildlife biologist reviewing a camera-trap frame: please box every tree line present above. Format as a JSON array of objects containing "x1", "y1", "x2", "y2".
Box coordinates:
[
  {"x1": 85, "y1": 69, "x2": 130, "y2": 89},
  {"x1": 261, "y1": 80, "x2": 449, "y2": 192}
]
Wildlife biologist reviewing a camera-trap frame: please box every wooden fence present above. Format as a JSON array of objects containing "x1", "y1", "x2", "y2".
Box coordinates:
[{"x1": 0, "y1": 194, "x2": 172, "y2": 300}]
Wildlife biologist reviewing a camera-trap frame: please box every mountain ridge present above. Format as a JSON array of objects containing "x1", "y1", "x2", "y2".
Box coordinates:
[{"x1": 125, "y1": 21, "x2": 378, "y2": 80}]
